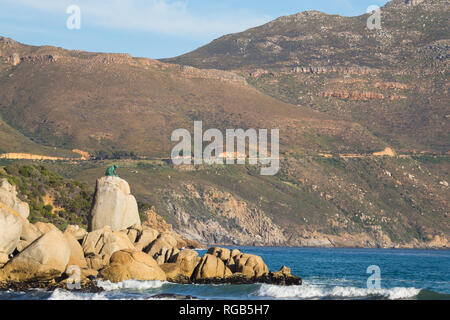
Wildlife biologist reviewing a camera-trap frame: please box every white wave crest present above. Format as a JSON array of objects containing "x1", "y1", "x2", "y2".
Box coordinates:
[
  {"x1": 48, "y1": 288, "x2": 108, "y2": 300},
  {"x1": 256, "y1": 284, "x2": 421, "y2": 300},
  {"x1": 96, "y1": 279, "x2": 166, "y2": 291}
]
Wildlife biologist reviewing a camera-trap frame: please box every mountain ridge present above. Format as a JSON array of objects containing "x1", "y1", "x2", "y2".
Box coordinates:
[{"x1": 163, "y1": 0, "x2": 449, "y2": 153}]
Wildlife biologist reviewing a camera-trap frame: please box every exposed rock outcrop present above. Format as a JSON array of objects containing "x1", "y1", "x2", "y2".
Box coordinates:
[
  {"x1": 19, "y1": 54, "x2": 58, "y2": 64},
  {"x1": 187, "y1": 247, "x2": 301, "y2": 286},
  {"x1": 406, "y1": 0, "x2": 425, "y2": 6},
  {"x1": 143, "y1": 207, "x2": 172, "y2": 232},
  {"x1": 168, "y1": 184, "x2": 287, "y2": 246},
  {"x1": 10, "y1": 53, "x2": 20, "y2": 66},
  {"x1": 320, "y1": 90, "x2": 385, "y2": 100},
  {"x1": 374, "y1": 82, "x2": 409, "y2": 90},
  {"x1": 179, "y1": 65, "x2": 247, "y2": 85},
  {"x1": 89, "y1": 176, "x2": 141, "y2": 231},
  {"x1": 292, "y1": 65, "x2": 380, "y2": 75}
]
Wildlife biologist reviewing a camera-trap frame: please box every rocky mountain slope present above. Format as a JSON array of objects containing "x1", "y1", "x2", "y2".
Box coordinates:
[
  {"x1": 0, "y1": 36, "x2": 384, "y2": 157},
  {"x1": 22, "y1": 157, "x2": 446, "y2": 249},
  {"x1": 164, "y1": 0, "x2": 449, "y2": 153}
]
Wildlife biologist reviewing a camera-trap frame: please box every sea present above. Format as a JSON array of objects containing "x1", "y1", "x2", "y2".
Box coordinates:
[{"x1": 1, "y1": 247, "x2": 449, "y2": 300}]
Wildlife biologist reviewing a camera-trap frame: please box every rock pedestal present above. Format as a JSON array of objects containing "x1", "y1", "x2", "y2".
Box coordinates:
[{"x1": 89, "y1": 177, "x2": 141, "y2": 232}]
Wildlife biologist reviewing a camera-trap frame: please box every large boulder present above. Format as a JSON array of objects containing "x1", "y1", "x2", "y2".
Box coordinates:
[
  {"x1": 100, "y1": 249, "x2": 166, "y2": 283},
  {"x1": 0, "y1": 230, "x2": 71, "y2": 282},
  {"x1": 89, "y1": 177, "x2": 141, "y2": 231},
  {"x1": 0, "y1": 207, "x2": 22, "y2": 265},
  {"x1": 64, "y1": 232, "x2": 88, "y2": 269},
  {"x1": 134, "y1": 226, "x2": 159, "y2": 251},
  {"x1": 0, "y1": 179, "x2": 29, "y2": 219},
  {"x1": 259, "y1": 266, "x2": 302, "y2": 286},
  {"x1": 81, "y1": 226, "x2": 134, "y2": 270},
  {"x1": 233, "y1": 253, "x2": 269, "y2": 277},
  {"x1": 146, "y1": 232, "x2": 179, "y2": 264},
  {"x1": 192, "y1": 254, "x2": 232, "y2": 281},
  {"x1": 160, "y1": 249, "x2": 201, "y2": 282}
]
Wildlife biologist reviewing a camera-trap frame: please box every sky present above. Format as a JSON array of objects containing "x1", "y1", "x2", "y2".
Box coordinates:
[{"x1": 0, "y1": 0, "x2": 389, "y2": 59}]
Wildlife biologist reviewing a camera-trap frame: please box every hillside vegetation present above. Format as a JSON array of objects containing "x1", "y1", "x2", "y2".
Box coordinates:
[
  {"x1": 0, "y1": 164, "x2": 92, "y2": 229},
  {"x1": 5, "y1": 158, "x2": 445, "y2": 248}
]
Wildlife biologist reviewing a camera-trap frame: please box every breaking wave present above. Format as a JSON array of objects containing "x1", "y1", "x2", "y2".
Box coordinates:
[
  {"x1": 255, "y1": 283, "x2": 422, "y2": 300},
  {"x1": 48, "y1": 288, "x2": 109, "y2": 300},
  {"x1": 96, "y1": 280, "x2": 166, "y2": 291}
]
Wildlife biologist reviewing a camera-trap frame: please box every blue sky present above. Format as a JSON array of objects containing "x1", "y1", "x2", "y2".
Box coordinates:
[{"x1": 0, "y1": 0, "x2": 389, "y2": 59}]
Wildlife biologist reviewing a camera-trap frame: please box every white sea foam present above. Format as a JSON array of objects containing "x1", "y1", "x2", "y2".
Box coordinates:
[
  {"x1": 96, "y1": 279, "x2": 166, "y2": 291},
  {"x1": 48, "y1": 288, "x2": 109, "y2": 300},
  {"x1": 256, "y1": 283, "x2": 421, "y2": 300}
]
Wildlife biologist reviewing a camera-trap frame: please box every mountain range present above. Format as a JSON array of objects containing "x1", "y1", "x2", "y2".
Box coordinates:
[{"x1": 0, "y1": 0, "x2": 448, "y2": 248}]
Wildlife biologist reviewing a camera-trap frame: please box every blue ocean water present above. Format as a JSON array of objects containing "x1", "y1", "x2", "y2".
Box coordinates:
[{"x1": 1, "y1": 247, "x2": 449, "y2": 300}]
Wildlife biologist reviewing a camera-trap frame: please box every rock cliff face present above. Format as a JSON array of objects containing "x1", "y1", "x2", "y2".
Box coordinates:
[
  {"x1": 166, "y1": 184, "x2": 287, "y2": 246},
  {"x1": 89, "y1": 177, "x2": 141, "y2": 232},
  {"x1": 155, "y1": 171, "x2": 448, "y2": 249}
]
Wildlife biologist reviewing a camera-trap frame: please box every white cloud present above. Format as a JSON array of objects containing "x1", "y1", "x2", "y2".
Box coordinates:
[{"x1": 7, "y1": 0, "x2": 273, "y2": 37}]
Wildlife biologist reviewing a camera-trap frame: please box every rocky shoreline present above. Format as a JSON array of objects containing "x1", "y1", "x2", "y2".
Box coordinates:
[{"x1": 0, "y1": 176, "x2": 301, "y2": 292}]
